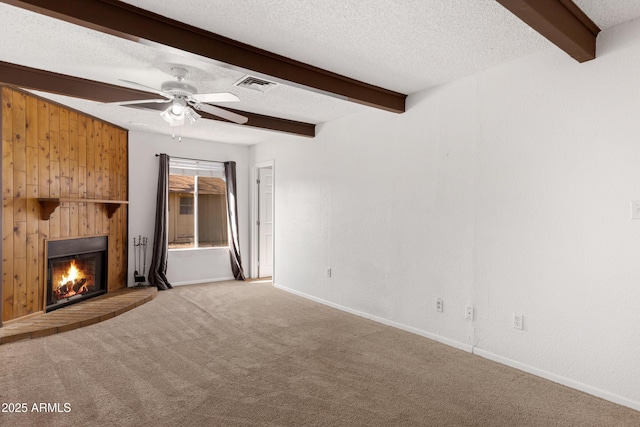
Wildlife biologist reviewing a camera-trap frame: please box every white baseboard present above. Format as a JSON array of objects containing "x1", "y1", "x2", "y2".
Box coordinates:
[
  {"x1": 273, "y1": 283, "x2": 473, "y2": 353},
  {"x1": 171, "y1": 276, "x2": 235, "y2": 287},
  {"x1": 473, "y1": 348, "x2": 640, "y2": 412},
  {"x1": 274, "y1": 282, "x2": 640, "y2": 413}
]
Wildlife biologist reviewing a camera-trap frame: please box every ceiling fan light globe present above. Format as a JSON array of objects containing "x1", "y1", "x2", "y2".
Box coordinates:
[
  {"x1": 161, "y1": 106, "x2": 184, "y2": 125},
  {"x1": 184, "y1": 107, "x2": 201, "y2": 124},
  {"x1": 160, "y1": 107, "x2": 173, "y2": 124}
]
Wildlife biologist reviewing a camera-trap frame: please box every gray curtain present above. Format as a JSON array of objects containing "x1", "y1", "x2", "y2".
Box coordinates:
[
  {"x1": 224, "y1": 161, "x2": 246, "y2": 280},
  {"x1": 148, "y1": 153, "x2": 173, "y2": 290}
]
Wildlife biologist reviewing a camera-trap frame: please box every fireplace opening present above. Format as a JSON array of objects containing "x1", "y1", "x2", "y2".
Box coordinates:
[{"x1": 47, "y1": 236, "x2": 107, "y2": 312}]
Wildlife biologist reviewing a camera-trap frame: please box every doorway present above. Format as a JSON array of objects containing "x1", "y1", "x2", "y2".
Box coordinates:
[{"x1": 252, "y1": 161, "x2": 274, "y2": 279}]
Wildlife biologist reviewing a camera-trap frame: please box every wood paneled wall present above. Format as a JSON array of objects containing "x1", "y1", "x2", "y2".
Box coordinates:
[{"x1": 1, "y1": 86, "x2": 128, "y2": 323}]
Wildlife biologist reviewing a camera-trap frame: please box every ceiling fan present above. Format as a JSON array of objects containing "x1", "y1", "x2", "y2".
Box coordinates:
[{"x1": 114, "y1": 67, "x2": 248, "y2": 126}]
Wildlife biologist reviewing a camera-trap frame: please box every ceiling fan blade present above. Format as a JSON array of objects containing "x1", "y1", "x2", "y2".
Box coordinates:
[
  {"x1": 108, "y1": 98, "x2": 171, "y2": 106},
  {"x1": 119, "y1": 79, "x2": 171, "y2": 98},
  {"x1": 192, "y1": 103, "x2": 248, "y2": 124},
  {"x1": 191, "y1": 92, "x2": 240, "y2": 103}
]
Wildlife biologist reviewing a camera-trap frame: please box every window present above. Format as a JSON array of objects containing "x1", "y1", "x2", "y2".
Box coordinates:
[
  {"x1": 179, "y1": 196, "x2": 194, "y2": 215},
  {"x1": 168, "y1": 159, "x2": 228, "y2": 249}
]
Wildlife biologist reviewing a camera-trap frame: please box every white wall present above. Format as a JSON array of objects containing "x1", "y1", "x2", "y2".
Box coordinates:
[
  {"x1": 250, "y1": 19, "x2": 640, "y2": 410},
  {"x1": 128, "y1": 131, "x2": 250, "y2": 286}
]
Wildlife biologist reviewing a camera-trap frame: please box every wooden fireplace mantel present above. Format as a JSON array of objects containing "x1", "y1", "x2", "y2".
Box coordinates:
[{"x1": 38, "y1": 198, "x2": 129, "y2": 220}]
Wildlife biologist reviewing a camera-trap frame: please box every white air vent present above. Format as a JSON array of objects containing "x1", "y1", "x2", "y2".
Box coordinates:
[{"x1": 233, "y1": 75, "x2": 278, "y2": 93}]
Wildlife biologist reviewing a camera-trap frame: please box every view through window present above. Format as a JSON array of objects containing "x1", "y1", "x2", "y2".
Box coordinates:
[{"x1": 168, "y1": 158, "x2": 228, "y2": 249}]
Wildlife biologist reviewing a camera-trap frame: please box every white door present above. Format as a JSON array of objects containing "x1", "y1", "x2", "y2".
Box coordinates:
[{"x1": 258, "y1": 167, "x2": 273, "y2": 277}]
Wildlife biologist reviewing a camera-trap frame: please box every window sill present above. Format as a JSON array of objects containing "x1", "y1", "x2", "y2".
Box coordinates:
[{"x1": 168, "y1": 246, "x2": 229, "y2": 253}]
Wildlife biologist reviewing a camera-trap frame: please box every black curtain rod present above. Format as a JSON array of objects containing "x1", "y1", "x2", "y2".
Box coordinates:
[{"x1": 155, "y1": 153, "x2": 226, "y2": 165}]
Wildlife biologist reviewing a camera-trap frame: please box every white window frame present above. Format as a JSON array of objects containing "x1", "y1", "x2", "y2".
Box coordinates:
[{"x1": 168, "y1": 158, "x2": 227, "y2": 250}]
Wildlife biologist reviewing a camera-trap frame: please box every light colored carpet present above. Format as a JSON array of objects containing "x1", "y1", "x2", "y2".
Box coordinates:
[{"x1": 0, "y1": 280, "x2": 638, "y2": 426}]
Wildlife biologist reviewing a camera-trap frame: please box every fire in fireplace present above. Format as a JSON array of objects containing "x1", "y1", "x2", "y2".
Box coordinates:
[
  {"x1": 52, "y1": 258, "x2": 93, "y2": 300},
  {"x1": 47, "y1": 236, "x2": 107, "y2": 312}
]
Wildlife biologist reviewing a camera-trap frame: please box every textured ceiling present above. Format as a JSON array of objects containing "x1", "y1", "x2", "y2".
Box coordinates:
[
  {"x1": 118, "y1": 0, "x2": 551, "y2": 94},
  {"x1": 574, "y1": 0, "x2": 640, "y2": 29},
  {"x1": 2, "y1": 1, "x2": 640, "y2": 144}
]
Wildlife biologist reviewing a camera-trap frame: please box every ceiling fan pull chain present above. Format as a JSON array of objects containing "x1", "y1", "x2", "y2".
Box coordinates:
[{"x1": 171, "y1": 128, "x2": 182, "y2": 142}]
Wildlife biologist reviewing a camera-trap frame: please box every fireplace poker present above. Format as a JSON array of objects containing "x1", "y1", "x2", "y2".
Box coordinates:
[
  {"x1": 133, "y1": 235, "x2": 147, "y2": 285},
  {"x1": 133, "y1": 236, "x2": 137, "y2": 277},
  {"x1": 142, "y1": 237, "x2": 147, "y2": 282}
]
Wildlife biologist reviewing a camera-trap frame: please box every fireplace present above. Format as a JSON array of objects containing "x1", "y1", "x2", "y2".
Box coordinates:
[{"x1": 46, "y1": 236, "x2": 108, "y2": 312}]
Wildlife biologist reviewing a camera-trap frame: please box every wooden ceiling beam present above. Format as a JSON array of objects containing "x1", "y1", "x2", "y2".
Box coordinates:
[
  {"x1": 1, "y1": 0, "x2": 407, "y2": 113},
  {"x1": 0, "y1": 60, "x2": 158, "y2": 103},
  {"x1": 133, "y1": 102, "x2": 315, "y2": 137},
  {"x1": 0, "y1": 61, "x2": 316, "y2": 137},
  {"x1": 497, "y1": 0, "x2": 600, "y2": 63}
]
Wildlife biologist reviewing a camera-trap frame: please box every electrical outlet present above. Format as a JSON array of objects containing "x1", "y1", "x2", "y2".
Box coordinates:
[
  {"x1": 513, "y1": 313, "x2": 524, "y2": 330},
  {"x1": 326, "y1": 268, "x2": 332, "y2": 278},
  {"x1": 631, "y1": 200, "x2": 640, "y2": 220},
  {"x1": 436, "y1": 298, "x2": 443, "y2": 312},
  {"x1": 465, "y1": 305, "x2": 474, "y2": 321}
]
